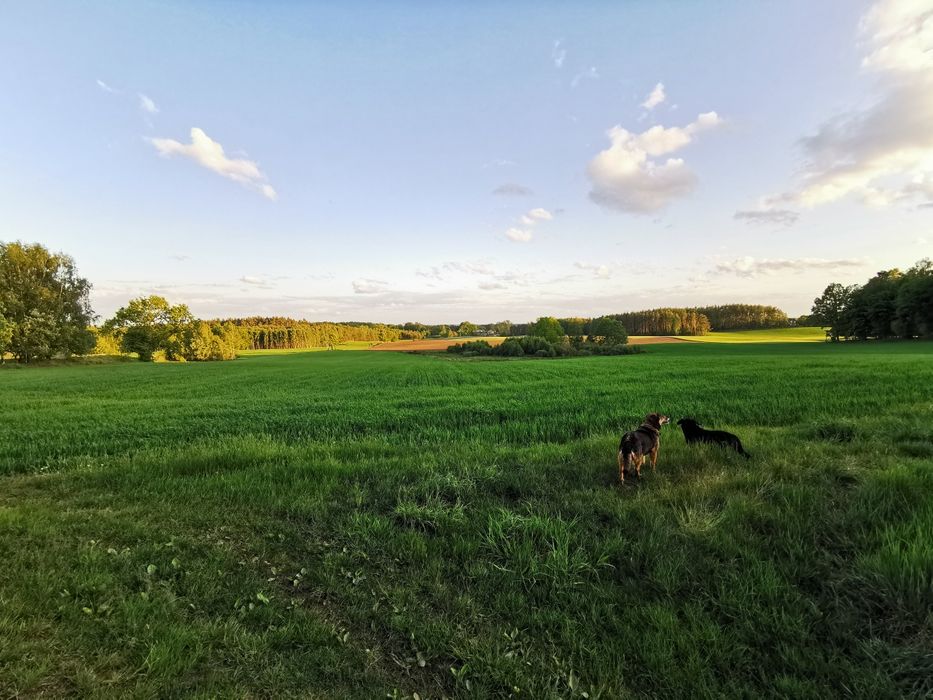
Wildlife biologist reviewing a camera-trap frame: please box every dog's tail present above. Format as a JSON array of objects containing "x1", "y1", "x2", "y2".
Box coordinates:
[
  {"x1": 735, "y1": 441, "x2": 751, "y2": 459},
  {"x1": 618, "y1": 449, "x2": 633, "y2": 483}
]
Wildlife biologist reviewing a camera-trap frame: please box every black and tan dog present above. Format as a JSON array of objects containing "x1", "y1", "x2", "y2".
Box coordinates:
[
  {"x1": 677, "y1": 418, "x2": 751, "y2": 459},
  {"x1": 617, "y1": 413, "x2": 670, "y2": 483}
]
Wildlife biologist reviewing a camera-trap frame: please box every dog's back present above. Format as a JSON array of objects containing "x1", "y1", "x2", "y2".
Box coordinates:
[{"x1": 678, "y1": 418, "x2": 750, "y2": 459}]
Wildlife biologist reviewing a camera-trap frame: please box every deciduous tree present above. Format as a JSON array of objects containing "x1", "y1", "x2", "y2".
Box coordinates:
[
  {"x1": 530, "y1": 317, "x2": 564, "y2": 343},
  {"x1": 0, "y1": 241, "x2": 95, "y2": 362}
]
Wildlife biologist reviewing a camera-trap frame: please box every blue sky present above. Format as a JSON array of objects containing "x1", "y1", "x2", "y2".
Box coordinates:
[{"x1": 1, "y1": 0, "x2": 931, "y2": 322}]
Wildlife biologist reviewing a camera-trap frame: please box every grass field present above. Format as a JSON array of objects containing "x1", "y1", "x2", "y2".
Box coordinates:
[
  {"x1": 1, "y1": 342, "x2": 932, "y2": 698},
  {"x1": 677, "y1": 327, "x2": 827, "y2": 343}
]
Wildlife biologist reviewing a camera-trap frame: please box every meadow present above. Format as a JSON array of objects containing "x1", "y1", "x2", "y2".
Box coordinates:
[
  {"x1": 675, "y1": 327, "x2": 826, "y2": 343},
  {"x1": 1, "y1": 340, "x2": 932, "y2": 698}
]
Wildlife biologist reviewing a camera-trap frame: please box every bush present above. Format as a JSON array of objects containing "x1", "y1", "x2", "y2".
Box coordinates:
[
  {"x1": 446, "y1": 336, "x2": 643, "y2": 360},
  {"x1": 447, "y1": 340, "x2": 492, "y2": 354},
  {"x1": 497, "y1": 339, "x2": 524, "y2": 356}
]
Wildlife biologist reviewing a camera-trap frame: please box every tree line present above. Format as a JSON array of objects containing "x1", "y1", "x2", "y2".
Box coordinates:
[
  {"x1": 221, "y1": 317, "x2": 410, "y2": 350},
  {"x1": 8, "y1": 239, "x2": 924, "y2": 363},
  {"x1": 811, "y1": 260, "x2": 932, "y2": 341}
]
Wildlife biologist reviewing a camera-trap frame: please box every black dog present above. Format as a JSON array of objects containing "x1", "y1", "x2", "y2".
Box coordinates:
[
  {"x1": 677, "y1": 418, "x2": 750, "y2": 459},
  {"x1": 618, "y1": 413, "x2": 670, "y2": 483}
]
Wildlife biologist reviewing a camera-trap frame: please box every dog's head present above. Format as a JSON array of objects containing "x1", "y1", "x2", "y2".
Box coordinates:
[
  {"x1": 645, "y1": 413, "x2": 670, "y2": 429},
  {"x1": 677, "y1": 417, "x2": 699, "y2": 428}
]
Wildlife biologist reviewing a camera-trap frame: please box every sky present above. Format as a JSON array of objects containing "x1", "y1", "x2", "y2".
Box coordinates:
[{"x1": 1, "y1": 0, "x2": 931, "y2": 323}]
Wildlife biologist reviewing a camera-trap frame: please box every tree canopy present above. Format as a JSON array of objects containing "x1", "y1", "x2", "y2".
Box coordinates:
[
  {"x1": 811, "y1": 260, "x2": 932, "y2": 341},
  {"x1": 0, "y1": 241, "x2": 95, "y2": 362},
  {"x1": 589, "y1": 316, "x2": 628, "y2": 345},
  {"x1": 530, "y1": 317, "x2": 565, "y2": 343}
]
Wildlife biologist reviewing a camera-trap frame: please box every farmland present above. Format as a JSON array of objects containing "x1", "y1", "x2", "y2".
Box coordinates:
[{"x1": 1, "y1": 341, "x2": 932, "y2": 698}]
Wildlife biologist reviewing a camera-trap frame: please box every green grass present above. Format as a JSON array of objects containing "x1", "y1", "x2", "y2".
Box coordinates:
[
  {"x1": 677, "y1": 326, "x2": 827, "y2": 342},
  {"x1": 1, "y1": 342, "x2": 932, "y2": 698},
  {"x1": 237, "y1": 340, "x2": 378, "y2": 355}
]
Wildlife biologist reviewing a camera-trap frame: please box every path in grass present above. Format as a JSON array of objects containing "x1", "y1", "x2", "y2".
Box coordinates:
[{"x1": 1, "y1": 341, "x2": 931, "y2": 698}]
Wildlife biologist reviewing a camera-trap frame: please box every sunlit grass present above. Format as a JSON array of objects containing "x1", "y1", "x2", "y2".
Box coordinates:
[{"x1": 678, "y1": 326, "x2": 827, "y2": 342}]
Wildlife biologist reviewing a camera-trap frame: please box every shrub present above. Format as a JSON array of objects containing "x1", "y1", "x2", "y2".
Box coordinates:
[
  {"x1": 497, "y1": 339, "x2": 524, "y2": 357},
  {"x1": 447, "y1": 340, "x2": 492, "y2": 354},
  {"x1": 446, "y1": 336, "x2": 643, "y2": 360}
]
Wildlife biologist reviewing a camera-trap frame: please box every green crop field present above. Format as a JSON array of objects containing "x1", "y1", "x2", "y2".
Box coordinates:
[
  {"x1": 2, "y1": 342, "x2": 932, "y2": 698},
  {"x1": 676, "y1": 326, "x2": 827, "y2": 343}
]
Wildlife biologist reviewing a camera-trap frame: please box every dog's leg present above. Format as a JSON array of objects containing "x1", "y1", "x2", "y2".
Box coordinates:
[
  {"x1": 650, "y1": 446, "x2": 658, "y2": 470},
  {"x1": 618, "y1": 452, "x2": 626, "y2": 484},
  {"x1": 635, "y1": 454, "x2": 643, "y2": 478}
]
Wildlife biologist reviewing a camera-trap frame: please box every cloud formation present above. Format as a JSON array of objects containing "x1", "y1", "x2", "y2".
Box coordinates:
[
  {"x1": 138, "y1": 93, "x2": 158, "y2": 114},
  {"x1": 733, "y1": 209, "x2": 800, "y2": 226},
  {"x1": 587, "y1": 111, "x2": 723, "y2": 213},
  {"x1": 714, "y1": 256, "x2": 867, "y2": 278},
  {"x1": 352, "y1": 278, "x2": 388, "y2": 294},
  {"x1": 506, "y1": 207, "x2": 555, "y2": 242},
  {"x1": 505, "y1": 227, "x2": 533, "y2": 242},
  {"x1": 575, "y1": 261, "x2": 611, "y2": 279},
  {"x1": 96, "y1": 79, "x2": 118, "y2": 94},
  {"x1": 149, "y1": 128, "x2": 277, "y2": 200},
  {"x1": 755, "y1": 0, "x2": 933, "y2": 211},
  {"x1": 641, "y1": 82, "x2": 666, "y2": 110},
  {"x1": 492, "y1": 183, "x2": 534, "y2": 196},
  {"x1": 571, "y1": 66, "x2": 599, "y2": 88},
  {"x1": 552, "y1": 40, "x2": 566, "y2": 68}
]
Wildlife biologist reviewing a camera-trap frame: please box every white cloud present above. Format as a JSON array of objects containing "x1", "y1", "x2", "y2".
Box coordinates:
[
  {"x1": 138, "y1": 93, "x2": 159, "y2": 114},
  {"x1": 352, "y1": 278, "x2": 388, "y2": 294},
  {"x1": 417, "y1": 260, "x2": 508, "y2": 281},
  {"x1": 641, "y1": 82, "x2": 666, "y2": 110},
  {"x1": 587, "y1": 111, "x2": 723, "y2": 213},
  {"x1": 571, "y1": 66, "x2": 599, "y2": 88},
  {"x1": 860, "y1": 0, "x2": 933, "y2": 73},
  {"x1": 733, "y1": 209, "x2": 800, "y2": 226},
  {"x1": 757, "y1": 0, "x2": 933, "y2": 210},
  {"x1": 96, "y1": 79, "x2": 118, "y2": 94},
  {"x1": 552, "y1": 40, "x2": 566, "y2": 68},
  {"x1": 149, "y1": 128, "x2": 277, "y2": 200},
  {"x1": 443, "y1": 260, "x2": 497, "y2": 276},
  {"x1": 714, "y1": 257, "x2": 867, "y2": 278},
  {"x1": 240, "y1": 276, "x2": 267, "y2": 286},
  {"x1": 492, "y1": 183, "x2": 534, "y2": 196},
  {"x1": 575, "y1": 262, "x2": 611, "y2": 279},
  {"x1": 506, "y1": 208, "x2": 554, "y2": 242}
]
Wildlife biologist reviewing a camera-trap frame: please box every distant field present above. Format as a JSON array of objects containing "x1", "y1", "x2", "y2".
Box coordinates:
[
  {"x1": 232, "y1": 329, "x2": 825, "y2": 356},
  {"x1": 370, "y1": 336, "x2": 506, "y2": 352},
  {"x1": 679, "y1": 326, "x2": 826, "y2": 343},
  {"x1": 1, "y1": 341, "x2": 931, "y2": 698},
  {"x1": 237, "y1": 341, "x2": 378, "y2": 355}
]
